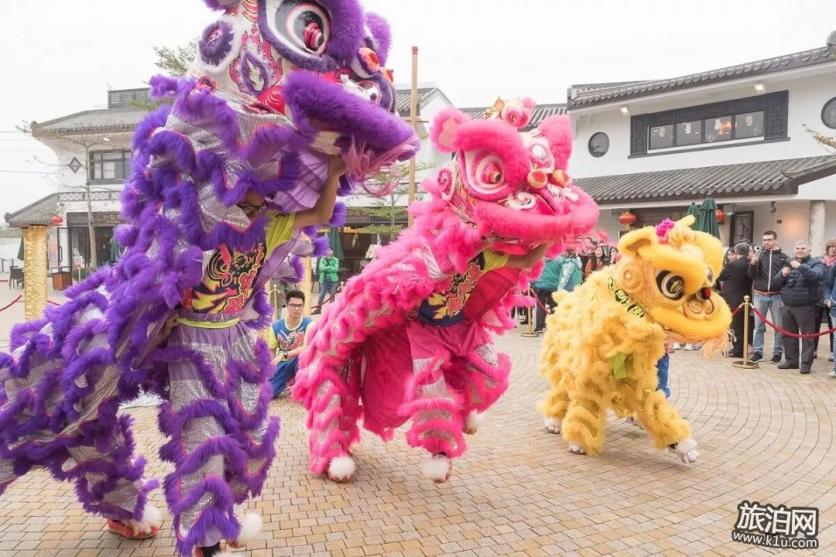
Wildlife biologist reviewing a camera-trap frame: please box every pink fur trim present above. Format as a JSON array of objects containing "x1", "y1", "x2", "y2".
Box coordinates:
[{"x1": 538, "y1": 115, "x2": 573, "y2": 171}]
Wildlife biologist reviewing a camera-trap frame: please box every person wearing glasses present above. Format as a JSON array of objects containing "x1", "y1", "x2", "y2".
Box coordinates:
[
  {"x1": 748, "y1": 230, "x2": 789, "y2": 363},
  {"x1": 268, "y1": 290, "x2": 313, "y2": 397}
]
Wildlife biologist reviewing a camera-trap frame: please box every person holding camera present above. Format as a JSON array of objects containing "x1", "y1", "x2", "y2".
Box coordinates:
[
  {"x1": 748, "y1": 231, "x2": 789, "y2": 363},
  {"x1": 718, "y1": 242, "x2": 754, "y2": 358},
  {"x1": 772, "y1": 241, "x2": 825, "y2": 373}
]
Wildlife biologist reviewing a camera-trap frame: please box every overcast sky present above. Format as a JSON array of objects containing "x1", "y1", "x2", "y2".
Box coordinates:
[{"x1": 1, "y1": 0, "x2": 833, "y2": 218}]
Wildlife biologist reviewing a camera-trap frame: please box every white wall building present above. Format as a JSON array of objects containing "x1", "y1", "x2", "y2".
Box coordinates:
[{"x1": 569, "y1": 31, "x2": 836, "y2": 253}]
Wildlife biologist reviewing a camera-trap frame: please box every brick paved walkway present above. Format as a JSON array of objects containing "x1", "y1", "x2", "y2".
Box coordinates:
[{"x1": 0, "y1": 280, "x2": 833, "y2": 556}]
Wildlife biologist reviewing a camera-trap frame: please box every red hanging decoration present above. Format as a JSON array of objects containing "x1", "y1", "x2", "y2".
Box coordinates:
[
  {"x1": 50, "y1": 214, "x2": 64, "y2": 226},
  {"x1": 617, "y1": 211, "x2": 637, "y2": 226}
]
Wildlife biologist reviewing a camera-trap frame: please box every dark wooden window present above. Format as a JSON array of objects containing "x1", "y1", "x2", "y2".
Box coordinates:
[
  {"x1": 631, "y1": 91, "x2": 788, "y2": 156},
  {"x1": 89, "y1": 150, "x2": 131, "y2": 181}
]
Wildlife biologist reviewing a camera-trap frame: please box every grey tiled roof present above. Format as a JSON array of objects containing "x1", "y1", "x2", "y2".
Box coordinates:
[
  {"x1": 569, "y1": 45, "x2": 835, "y2": 108},
  {"x1": 395, "y1": 87, "x2": 450, "y2": 117},
  {"x1": 31, "y1": 108, "x2": 149, "y2": 136},
  {"x1": 576, "y1": 155, "x2": 836, "y2": 204},
  {"x1": 4, "y1": 193, "x2": 59, "y2": 227},
  {"x1": 458, "y1": 103, "x2": 568, "y2": 131}
]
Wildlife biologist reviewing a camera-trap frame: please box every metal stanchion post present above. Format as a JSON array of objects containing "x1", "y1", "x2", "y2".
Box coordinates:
[
  {"x1": 522, "y1": 288, "x2": 540, "y2": 338},
  {"x1": 734, "y1": 295, "x2": 759, "y2": 369}
]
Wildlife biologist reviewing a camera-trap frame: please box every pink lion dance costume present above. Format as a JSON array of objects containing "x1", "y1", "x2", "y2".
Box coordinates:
[
  {"x1": 0, "y1": 1, "x2": 416, "y2": 556},
  {"x1": 293, "y1": 100, "x2": 600, "y2": 482}
]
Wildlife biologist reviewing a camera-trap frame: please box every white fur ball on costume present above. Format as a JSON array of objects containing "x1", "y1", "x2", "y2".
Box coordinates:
[
  {"x1": 133, "y1": 503, "x2": 162, "y2": 534},
  {"x1": 544, "y1": 417, "x2": 561, "y2": 434},
  {"x1": 671, "y1": 438, "x2": 699, "y2": 464},
  {"x1": 464, "y1": 411, "x2": 484, "y2": 434},
  {"x1": 327, "y1": 456, "x2": 356, "y2": 482},
  {"x1": 235, "y1": 512, "x2": 263, "y2": 545},
  {"x1": 421, "y1": 455, "x2": 452, "y2": 482}
]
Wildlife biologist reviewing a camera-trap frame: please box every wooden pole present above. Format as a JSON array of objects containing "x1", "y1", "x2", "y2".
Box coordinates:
[
  {"x1": 407, "y1": 46, "x2": 418, "y2": 228},
  {"x1": 22, "y1": 226, "x2": 48, "y2": 321}
]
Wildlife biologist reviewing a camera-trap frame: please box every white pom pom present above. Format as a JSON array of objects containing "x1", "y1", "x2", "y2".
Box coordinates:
[
  {"x1": 137, "y1": 503, "x2": 162, "y2": 531},
  {"x1": 235, "y1": 512, "x2": 263, "y2": 545},
  {"x1": 464, "y1": 411, "x2": 484, "y2": 434},
  {"x1": 327, "y1": 456, "x2": 356, "y2": 482},
  {"x1": 544, "y1": 417, "x2": 561, "y2": 434},
  {"x1": 421, "y1": 455, "x2": 452, "y2": 482}
]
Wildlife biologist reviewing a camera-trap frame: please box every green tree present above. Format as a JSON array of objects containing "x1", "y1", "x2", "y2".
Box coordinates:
[{"x1": 154, "y1": 41, "x2": 196, "y2": 77}]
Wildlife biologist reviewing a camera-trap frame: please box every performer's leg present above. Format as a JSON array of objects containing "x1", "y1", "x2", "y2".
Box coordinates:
[
  {"x1": 400, "y1": 322, "x2": 466, "y2": 481},
  {"x1": 561, "y1": 371, "x2": 608, "y2": 456},
  {"x1": 159, "y1": 327, "x2": 252, "y2": 556},
  {"x1": 65, "y1": 416, "x2": 160, "y2": 538},
  {"x1": 447, "y1": 332, "x2": 511, "y2": 434},
  {"x1": 304, "y1": 356, "x2": 362, "y2": 481},
  {"x1": 225, "y1": 334, "x2": 277, "y2": 549},
  {"x1": 539, "y1": 375, "x2": 572, "y2": 434},
  {"x1": 634, "y1": 390, "x2": 698, "y2": 464}
]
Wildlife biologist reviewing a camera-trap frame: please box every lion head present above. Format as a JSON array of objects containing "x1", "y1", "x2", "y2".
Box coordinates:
[
  {"x1": 612, "y1": 216, "x2": 732, "y2": 343},
  {"x1": 423, "y1": 100, "x2": 599, "y2": 254}
]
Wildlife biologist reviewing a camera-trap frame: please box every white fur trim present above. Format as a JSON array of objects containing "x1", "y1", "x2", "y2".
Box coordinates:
[
  {"x1": 421, "y1": 455, "x2": 452, "y2": 482},
  {"x1": 235, "y1": 512, "x2": 262, "y2": 545},
  {"x1": 141, "y1": 503, "x2": 162, "y2": 528},
  {"x1": 327, "y1": 456, "x2": 356, "y2": 482},
  {"x1": 544, "y1": 417, "x2": 561, "y2": 434},
  {"x1": 672, "y1": 438, "x2": 699, "y2": 464},
  {"x1": 464, "y1": 411, "x2": 484, "y2": 434},
  {"x1": 568, "y1": 443, "x2": 586, "y2": 454}
]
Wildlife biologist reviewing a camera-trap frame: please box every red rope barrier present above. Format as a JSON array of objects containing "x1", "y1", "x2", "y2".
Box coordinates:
[
  {"x1": 750, "y1": 306, "x2": 836, "y2": 338},
  {"x1": 730, "y1": 303, "x2": 744, "y2": 317},
  {"x1": 47, "y1": 300, "x2": 61, "y2": 306},
  {"x1": 0, "y1": 295, "x2": 23, "y2": 313}
]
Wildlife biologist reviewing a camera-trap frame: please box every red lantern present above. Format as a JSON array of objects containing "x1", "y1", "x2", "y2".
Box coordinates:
[
  {"x1": 617, "y1": 211, "x2": 637, "y2": 226},
  {"x1": 715, "y1": 209, "x2": 726, "y2": 224},
  {"x1": 50, "y1": 214, "x2": 64, "y2": 226}
]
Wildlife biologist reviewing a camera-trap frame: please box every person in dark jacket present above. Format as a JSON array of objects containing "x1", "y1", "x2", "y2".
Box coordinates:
[
  {"x1": 748, "y1": 230, "x2": 790, "y2": 363},
  {"x1": 718, "y1": 242, "x2": 754, "y2": 358},
  {"x1": 772, "y1": 241, "x2": 825, "y2": 373}
]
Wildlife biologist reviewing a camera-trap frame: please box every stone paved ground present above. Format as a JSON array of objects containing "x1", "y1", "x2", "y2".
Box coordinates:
[{"x1": 0, "y1": 279, "x2": 833, "y2": 556}]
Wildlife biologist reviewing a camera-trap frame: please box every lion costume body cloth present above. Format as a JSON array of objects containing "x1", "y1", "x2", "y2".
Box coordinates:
[
  {"x1": 293, "y1": 99, "x2": 599, "y2": 482},
  {"x1": 539, "y1": 217, "x2": 732, "y2": 463},
  {"x1": 0, "y1": 1, "x2": 417, "y2": 554}
]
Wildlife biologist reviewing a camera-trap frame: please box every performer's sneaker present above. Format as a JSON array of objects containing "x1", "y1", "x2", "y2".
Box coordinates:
[{"x1": 104, "y1": 519, "x2": 159, "y2": 540}]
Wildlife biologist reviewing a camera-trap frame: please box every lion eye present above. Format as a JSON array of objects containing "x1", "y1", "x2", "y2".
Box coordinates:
[{"x1": 656, "y1": 271, "x2": 685, "y2": 300}]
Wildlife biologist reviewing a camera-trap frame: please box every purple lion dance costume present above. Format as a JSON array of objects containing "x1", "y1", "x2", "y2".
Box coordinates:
[
  {"x1": 0, "y1": 1, "x2": 416, "y2": 555},
  {"x1": 292, "y1": 99, "x2": 600, "y2": 483}
]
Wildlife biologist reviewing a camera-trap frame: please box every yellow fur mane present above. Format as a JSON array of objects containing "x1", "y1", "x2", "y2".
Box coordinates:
[{"x1": 538, "y1": 216, "x2": 732, "y2": 456}]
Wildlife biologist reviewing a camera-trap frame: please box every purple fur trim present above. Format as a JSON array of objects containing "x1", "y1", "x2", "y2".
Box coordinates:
[
  {"x1": 149, "y1": 74, "x2": 180, "y2": 99},
  {"x1": 283, "y1": 71, "x2": 418, "y2": 154},
  {"x1": 203, "y1": 0, "x2": 240, "y2": 11},
  {"x1": 312, "y1": 236, "x2": 330, "y2": 257},
  {"x1": 301, "y1": 225, "x2": 318, "y2": 238},
  {"x1": 290, "y1": 256, "x2": 304, "y2": 283},
  {"x1": 132, "y1": 105, "x2": 171, "y2": 150},
  {"x1": 199, "y1": 21, "x2": 234, "y2": 66},
  {"x1": 365, "y1": 13, "x2": 392, "y2": 65},
  {"x1": 329, "y1": 202, "x2": 347, "y2": 227}
]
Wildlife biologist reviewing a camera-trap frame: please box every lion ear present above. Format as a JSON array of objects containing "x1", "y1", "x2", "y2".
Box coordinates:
[
  {"x1": 430, "y1": 108, "x2": 470, "y2": 153},
  {"x1": 618, "y1": 227, "x2": 657, "y2": 258}
]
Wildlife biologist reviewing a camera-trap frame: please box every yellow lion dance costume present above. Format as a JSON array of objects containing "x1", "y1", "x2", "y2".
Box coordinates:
[{"x1": 538, "y1": 216, "x2": 731, "y2": 463}]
